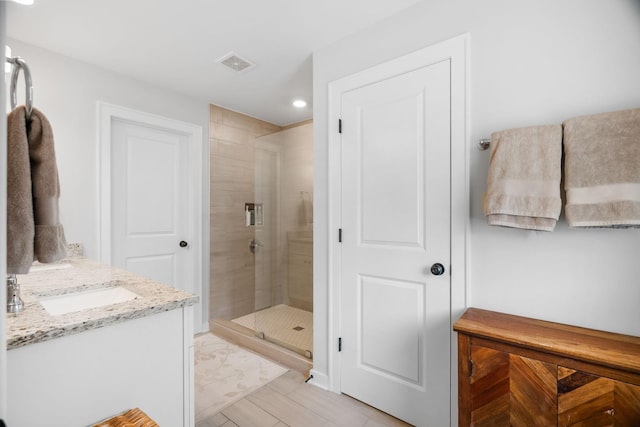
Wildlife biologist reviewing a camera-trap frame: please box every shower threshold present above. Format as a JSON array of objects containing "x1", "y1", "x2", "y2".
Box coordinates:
[{"x1": 211, "y1": 318, "x2": 312, "y2": 375}]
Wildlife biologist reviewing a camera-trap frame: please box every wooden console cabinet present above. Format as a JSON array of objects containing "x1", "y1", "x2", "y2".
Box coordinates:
[{"x1": 453, "y1": 308, "x2": 640, "y2": 427}]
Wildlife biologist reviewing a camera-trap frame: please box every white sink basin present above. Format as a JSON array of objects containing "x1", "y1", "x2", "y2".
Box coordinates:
[{"x1": 38, "y1": 286, "x2": 139, "y2": 316}]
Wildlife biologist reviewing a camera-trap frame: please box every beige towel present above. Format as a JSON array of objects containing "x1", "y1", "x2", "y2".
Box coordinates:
[
  {"x1": 563, "y1": 108, "x2": 640, "y2": 228},
  {"x1": 7, "y1": 106, "x2": 35, "y2": 273},
  {"x1": 483, "y1": 125, "x2": 563, "y2": 231},
  {"x1": 6, "y1": 106, "x2": 67, "y2": 274}
]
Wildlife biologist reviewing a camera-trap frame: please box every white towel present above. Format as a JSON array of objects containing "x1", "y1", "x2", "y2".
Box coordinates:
[{"x1": 483, "y1": 125, "x2": 563, "y2": 231}]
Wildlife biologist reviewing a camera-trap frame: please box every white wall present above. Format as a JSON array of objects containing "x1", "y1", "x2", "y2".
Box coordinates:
[
  {"x1": 6, "y1": 38, "x2": 211, "y2": 327},
  {"x1": 313, "y1": 0, "x2": 640, "y2": 384}
]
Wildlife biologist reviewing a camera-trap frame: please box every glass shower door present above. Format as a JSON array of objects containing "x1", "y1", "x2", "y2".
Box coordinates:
[
  {"x1": 253, "y1": 142, "x2": 279, "y2": 314},
  {"x1": 253, "y1": 125, "x2": 314, "y2": 359}
]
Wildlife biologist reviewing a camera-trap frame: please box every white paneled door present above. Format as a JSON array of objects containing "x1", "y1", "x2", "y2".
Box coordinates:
[
  {"x1": 339, "y1": 59, "x2": 452, "y2": 426},
  {"x1": 110, "y1": 119, "x2": 192, "y2": 295}
]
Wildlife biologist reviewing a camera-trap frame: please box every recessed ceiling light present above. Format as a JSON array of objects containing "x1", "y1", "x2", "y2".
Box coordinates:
[
  {"x1": 292, "y1": 99, "x2": 307, "y2": 108},
  {"x1": 11, "y1": 0, "x2": 35, "y2": 5}
]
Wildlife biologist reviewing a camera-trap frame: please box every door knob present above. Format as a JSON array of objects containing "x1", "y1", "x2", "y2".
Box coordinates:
[
  {"x1": 179, "y1": 240, "x2": 188, "y2": 248},
  {"x1": 430, "y1": 263, "x2": 445, "y2": 276}
]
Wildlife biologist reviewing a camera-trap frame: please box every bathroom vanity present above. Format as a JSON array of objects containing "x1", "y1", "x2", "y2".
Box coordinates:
[{"x1": 5, "y1": 256, "x2": 198, "y2": 427}]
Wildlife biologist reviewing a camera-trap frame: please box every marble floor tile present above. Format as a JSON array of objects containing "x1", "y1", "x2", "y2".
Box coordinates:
[{"x1": 195, "y1": 333, "x2": 288, "y2": 423}]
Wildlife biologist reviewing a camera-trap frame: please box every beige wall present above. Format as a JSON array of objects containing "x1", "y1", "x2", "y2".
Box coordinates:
[{"x1": 209, "y1": 105, "x2": 281, "y2": 320}]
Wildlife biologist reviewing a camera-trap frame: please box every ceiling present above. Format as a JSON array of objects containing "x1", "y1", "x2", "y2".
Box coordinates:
[{"x1": 6, "y1": 0, "x2": 423, "y2": 126}]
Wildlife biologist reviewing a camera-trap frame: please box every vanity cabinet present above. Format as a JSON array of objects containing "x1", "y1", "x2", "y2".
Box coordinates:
[
  {"x1": 7, "y1": 307, "x2": 194, "y2": 427},
  {"x1": 454, "y1": 308, "x2": 640, "y2": 427},
  {"x1": 5, "y1": 257, "x2": 197, "y2": 427}
]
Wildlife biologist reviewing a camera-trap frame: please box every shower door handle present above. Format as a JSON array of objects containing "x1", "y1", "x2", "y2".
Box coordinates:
[{"x1": 250, "y1": 239, "x2": 263, "y2": 254}]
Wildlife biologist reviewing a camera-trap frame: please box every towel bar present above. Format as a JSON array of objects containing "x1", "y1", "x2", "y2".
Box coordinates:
[{"x1": 5, "y1": 56, "x2": 34, "y2": 118}]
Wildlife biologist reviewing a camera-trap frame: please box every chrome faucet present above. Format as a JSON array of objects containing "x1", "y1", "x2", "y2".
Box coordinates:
[{"x1": 7, "y1": 274, "x2": 24, "y2": 314}]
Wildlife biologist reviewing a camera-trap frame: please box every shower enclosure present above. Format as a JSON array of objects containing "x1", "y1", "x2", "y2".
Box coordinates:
[{"x1": 209, "y1": 109, "x2": 313, "y2": 361}]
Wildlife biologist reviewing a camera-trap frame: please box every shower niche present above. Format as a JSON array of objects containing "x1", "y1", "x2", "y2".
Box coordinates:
[{"x1": 244, "y1": 202, "x2": 263, "y2": 227}]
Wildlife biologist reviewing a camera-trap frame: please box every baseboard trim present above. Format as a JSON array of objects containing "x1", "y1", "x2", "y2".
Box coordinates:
[{"x1": 308, "y1": 369, "x2": 330, "y2": 390}]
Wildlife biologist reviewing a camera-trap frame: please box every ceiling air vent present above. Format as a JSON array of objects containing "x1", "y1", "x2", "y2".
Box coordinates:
[{"x1": 216, "y1": 52, "x2": 256, "y2": 73}]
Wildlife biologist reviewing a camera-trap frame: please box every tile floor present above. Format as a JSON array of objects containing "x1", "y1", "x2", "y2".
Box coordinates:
[
  {"x1": 196, "y1": 334, "x2": 412, "y2": 427},
  {"x1": 196, "y1": 370, "x2": 412, "y2": 427},
  {"x1": 195, "y1": 333, "x2": 287, "y2": 421},
  {"x1": 232, "y1": 304, "x2": 313, "y2": 357}
]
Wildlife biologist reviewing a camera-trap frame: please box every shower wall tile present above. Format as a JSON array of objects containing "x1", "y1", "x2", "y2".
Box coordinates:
[
  {"x1": 209, "y1": 104, "x2": 223, "y2": 123},
  {"x1": 211, "y1": 158, "x2": 253, "y2": 193},
  {"x1": 215, "y1": 139, "x2": 253, "y2": 161},
  {"x1": 210, "y1": 125, "x2": 249, "y2": 145},
  {"x1": 277, "y1": 124, "x2": 314, "y2": 310},
  {"x1": 217, "y1": 106, "x2": 280, "y2": 137},
  {"x1": 218, "y1": 108, "x2": 257, "y2": 130},
  {"x1": 209, "y1": 104, "x2": 282, "y2": 321},
  {"x1": 210, "y1": 189, "x2": 253, "y2": 209}
]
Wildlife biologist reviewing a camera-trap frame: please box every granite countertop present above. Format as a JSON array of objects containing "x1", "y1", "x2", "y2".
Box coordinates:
[{"x1": 6, "y1": 257, "x2": 198, "y2": 350}]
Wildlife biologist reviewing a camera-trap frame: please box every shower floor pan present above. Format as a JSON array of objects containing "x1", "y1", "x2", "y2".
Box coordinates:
[{"x1": 232, "y1": 304, "x2": 313, "y2": 359}]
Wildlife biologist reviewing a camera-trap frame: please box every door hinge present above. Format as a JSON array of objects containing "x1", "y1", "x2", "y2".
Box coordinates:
[
  {"x1": 338, "y1": 119, "x2": 342, "y2": 134},
  {"x1": 338, "y1": 228, "x2": 342, "y2": 243},
  {"x1": 338, "y1": 337, "x2": 342, "y2": 352}
]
